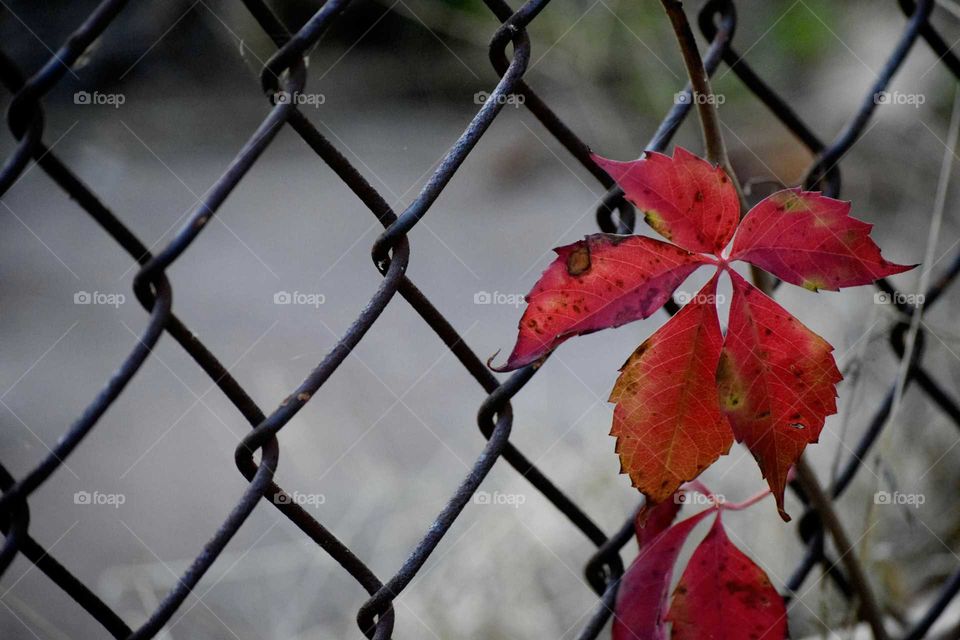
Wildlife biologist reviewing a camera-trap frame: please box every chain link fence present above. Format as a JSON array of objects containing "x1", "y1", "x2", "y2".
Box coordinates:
[{"x1": 1, "y1": 0, "x2": 960, "y2": 637}]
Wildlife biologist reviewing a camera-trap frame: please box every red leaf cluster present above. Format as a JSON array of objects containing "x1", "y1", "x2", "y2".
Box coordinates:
[
  {"x1": 493, "y1": 147, "x2": 913, "y2": 520},
  {"x1": 614, "y1": 499, "x2": 788, "y2": 639}
]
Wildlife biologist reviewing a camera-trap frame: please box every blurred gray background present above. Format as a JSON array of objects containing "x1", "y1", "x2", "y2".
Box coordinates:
[{"x1": 2, "y1": 0, "x2": 960, "y2": 638}]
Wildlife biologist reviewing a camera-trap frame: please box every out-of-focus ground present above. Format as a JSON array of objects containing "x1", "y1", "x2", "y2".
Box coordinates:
[{"x1": 2, "y1": 0, "x2": 960, "y2": 638}]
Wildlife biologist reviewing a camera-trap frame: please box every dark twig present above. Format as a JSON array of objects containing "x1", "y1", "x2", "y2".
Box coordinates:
[
  {"x1": 658, "y1": 0, "x2": 765, "y2": 291},
  {"x1": 795, "y1": 460, "x2": 890, "y2": 640},
  {"x1": 658, "y1": 0, "x2": 730, "y2": 170}
]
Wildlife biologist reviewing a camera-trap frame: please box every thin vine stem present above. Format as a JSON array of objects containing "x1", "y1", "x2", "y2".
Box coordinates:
[
  {"x1": 658, "y1": 0, "x2": 767, "y2": 290},
  {"x1": 658, "y1": 0, "x2": 729, "y2": 169}
]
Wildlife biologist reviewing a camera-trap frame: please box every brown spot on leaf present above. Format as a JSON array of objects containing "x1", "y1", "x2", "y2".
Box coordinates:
[{"x1": 566, "y1": 245, "x2": 591, "y2": 276}]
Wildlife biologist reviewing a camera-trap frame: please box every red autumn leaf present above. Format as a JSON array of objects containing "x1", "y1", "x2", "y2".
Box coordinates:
[
  {"x1": 731, "y1": 188, "x2": 914, "y2": 291},
  {"x1": 666, "y1": 515, "x2": 788, "y2": 640},
  {"x1": 717, "y1": 271, "x2": 842, "y2": 521},
  {"x1": 492, "y1": 145, "x2": 915, "y2": 519},
  {"x1": 491, "y1": 233, "x2": 707, "y2": 371},
  {"x1": 592, "y1": 147, "x2": 739, "y2": 255},
  {"x1": 610, "y1": 274, "x2": 733, "y2": 503},
  {"x1": 613, "y1": 507, "x2": 713, "y2": 640}
]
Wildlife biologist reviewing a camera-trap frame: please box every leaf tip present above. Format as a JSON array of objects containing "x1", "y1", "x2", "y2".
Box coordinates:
[
  {"x1": 893, "y1": 262, "x2": 921, "y2": 274},
  {"x1": 590, "y1": 151, "x2": 615, "y2": 172},
  {"x1": 486, "y1": 349, "x2": 510, "y2": 372},
  {"x1": 775, "y1": 491, "x2": 792, "y2": 522},
  {"x1": 489, "y1": 349, "x2": 545, "y2": 373}
]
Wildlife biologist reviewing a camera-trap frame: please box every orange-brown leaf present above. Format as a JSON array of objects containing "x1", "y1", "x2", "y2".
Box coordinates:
[{"x1": 610, "y1": 274, "x2": 733, "y2": 504}]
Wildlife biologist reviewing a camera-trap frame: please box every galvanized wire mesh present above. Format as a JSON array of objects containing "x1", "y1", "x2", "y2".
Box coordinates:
[{"x1": 1, "y1": 0, "x2": 960, "y2": 637}]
